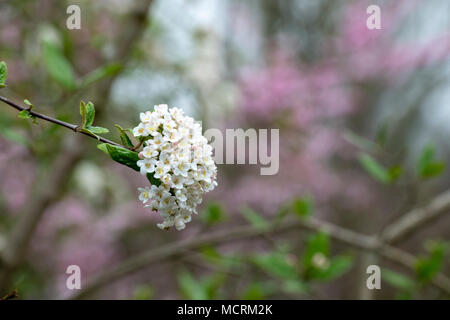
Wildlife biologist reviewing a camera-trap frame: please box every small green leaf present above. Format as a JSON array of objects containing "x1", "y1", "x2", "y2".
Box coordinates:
[
  {"x1": 252, "y1": 252, "x2": 298, "y2": 279},
  {"x1": 202, "y1": 202, "x2": 226, "y2": 225},
  {"x1": 85, "y1": 102, "x2": 95, "y2": 127},
  {"x1": 24, "y1": 99, "x2": 33, "y2": 109},
  {"x1": 97, "y1": 143, "x2": 140, "y2": 171},
  {"x1": 418, "y1": 144, "x2": 445, "y2": 180},
  {"x1": 114, "y1": 124, "x2": 134, "y2": 148},
  {"x1": 388, "y1": 165, "x2": 403, "y2": 182},
  {"x1": 80, "y1": 101, "x2": 87, "y2": 127},
  {"x1": 302, "y1": 232, "x2": 330, "y2": 271},
  {"x1": 17, "y1": 110, "x2": 32, "y2": 119},
  {"x1": 292, "y1": 196, "x2": 314, "y2": 218},
  {"x1": 80, "y1": 128, "x2": 100, "y2": 140},
  {"x1": 282, "y1": 279, "x2": 308, "y2": 294},
  {"x1": 0, "y1": 61, "x2": 7, "y2": 88},
  {"x1": 358, "y1": 153, "x2": 391, "y2": 184},
  {"x1": 42, "y1": 41, "x2": 76, "y2": 90},
  {"x1": 87, "y1": 126, "x2": 109, "y2": 134},
  {"x1": 240, "y1": 207, "x2": 269, "y2": 229},
  {"x1": 80, "y1": 63, "x2": 123, "y2": 87},
  {"x1": 302, "y1": 233, "x2": 352, "y2": 281},
  {"x1": 133, "y1": 285, "x2": 154, "y2": 300},
  {"x1": 0, "y1": 127, "x2": 28, "y2": 146},
  {"x1": 318, "y1": 255, "x2": 353, "y2": 280},
  {"x1": 382, "y1": 269, "x2": 415, "y2": 290},
  {"x1": 415, "y1": 242, "x2": 446, "y2": 283},
  {"x1": 177, "y1": 271, "x2": 207, "y2": 300},
  {"x1": 242, "y1": 282, "x2": 275, "y2": 300},
  {"x1": 80, "y1": 101, "x2": 106, "y2": 135}
]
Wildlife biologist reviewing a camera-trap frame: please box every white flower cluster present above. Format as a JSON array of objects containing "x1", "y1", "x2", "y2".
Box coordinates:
[{"x1": 133, "y1": 104, "x2": 217, "y2": 231}]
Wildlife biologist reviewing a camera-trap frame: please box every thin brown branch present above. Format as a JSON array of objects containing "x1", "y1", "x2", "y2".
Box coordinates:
[
  {"x1": 0, "y1": 95, "x2": 125, "y2": 148},
  {"x1": 71, "y1": 217, "x2": 450, "y2": 299}
]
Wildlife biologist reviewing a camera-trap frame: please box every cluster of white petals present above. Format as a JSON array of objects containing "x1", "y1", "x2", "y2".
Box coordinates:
[{"x1": 133, "y1": 104, "x2": 217, "y2": 230}]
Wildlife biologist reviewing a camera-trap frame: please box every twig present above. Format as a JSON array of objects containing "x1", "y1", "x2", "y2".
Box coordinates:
[
  {"x1": 0, "y1": 96, "x2": 125, "y2": 148},
  {"x1": 71, "y1": 217, "x2": 450, "y2": 299},
  {"x1": 382, "y1": 189, "x2": 450, "y2": 244}
]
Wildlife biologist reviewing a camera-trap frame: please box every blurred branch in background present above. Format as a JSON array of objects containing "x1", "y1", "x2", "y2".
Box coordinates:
[
  {"x1": 0, "y1": 0, "x2": 155, "y2": 293},
  {"x1": 72, "y1": 191, "x2": 450, "y2": 299},
  {"x1": 0, "y1": 0, "x2": 449, "y2": 300},
  {"x1": 382, "y1": 189, "x2": 450, "y2": 244}
]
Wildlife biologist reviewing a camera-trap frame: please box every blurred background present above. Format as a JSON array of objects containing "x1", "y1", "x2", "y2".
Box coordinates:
[{"x1": 0, "y1": 0, "x2": 449, "y2": 299}]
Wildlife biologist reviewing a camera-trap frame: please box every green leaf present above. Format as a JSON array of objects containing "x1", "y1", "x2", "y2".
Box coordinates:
[
  {"x1": 252, "y1": 252, "x2": 298, "y2": 279},
  {"x1": 133, "y1": 285, "x2": 154, "y2": 300},
  {"x1": 0, "y1": 61, "x2": 7, "y2": 88},
  {"x1": 42, "y1": 42, "x2": 76, "y2": 90},
  {"x1": 80, "y1": 63, "x2": 123, "y2": 87},
  {"x1": 80, "y1": 101, "x2": 87, "y2": 127},
  {"x1": 146, "y1": 172, "x2": 161, "y2": 186},
  {"x1": 84, "y1": 102, "x2": 95, "y2": 127},
  {"x1": 382, "y1": 269, "x2": 415, "y2": 290},
  {"x1": 17, "y1": 110, "x2": 32, "y2": 119},
  {"x1": 97, "y1": 143, "x2": 140, "y2": 171},
  {"x1": 388, "y1": 165, "x2": 403, "y2": 182},
  {"x1": 200, "y1": 246, "x2": 242, "y2": 269},
  {"x1": 415, "y1": 242, "x2": 446, "y2": 283},
  {"x1": 418, "y1": 144, "x2": 445, "y2": 179},
  {"x1": 0, "y1": 127, "x2": 28, "y2": 146},
  {"x1": 177, "y1": 271, "x2": 207, "y2": 300},
  {"x1": 421, "y1": 163, "x2": 445, "y2": 179},
  {"x1": 318, "y1": 255, "x2": 353, "y2": 280},
  {"x1": 242, "y1": 282, "x2": 275, "y2": 300},
  {"x1": 240, "y1": 207, "x2": 269, "y2": 229},
  {"x1": 87, "y1": 126, "x2": 109, "y2": 134},
  {"x1": 201, "y1": 273, "x2": 226, "y2": 299},
  {"x1": 114, "y1": 124, "x2": 134, "y2": 148},
  {"x1": 282, "y1": 279, "x2": 308, "y2": 294},
  {"x1": 292, "y1": 196, "x2": 314, "y2": 218},
  {"x1": 302, "y1": 232, "x2": 330, "y2": 268},
  {"x1": 358, "y1": 153, "x2": 391, "y2": 184},
  {"x1": 80, "y1": 101, "x2": 107, "y2": 135},
  {"x1": 24, "y1": 99, "x2": 33, "y2": 109},
  {"x1": 202, "y1": 202, "x2": 226, "y2": 225}
]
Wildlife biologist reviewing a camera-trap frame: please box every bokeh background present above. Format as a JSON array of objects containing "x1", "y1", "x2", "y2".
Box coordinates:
[{"x1": 0, "y1": 0, "x2": 449, "y2": 299}]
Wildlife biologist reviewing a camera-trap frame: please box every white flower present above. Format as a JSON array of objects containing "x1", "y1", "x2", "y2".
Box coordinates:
[
  {"x1": 137, "y1": 158, "x2": 156, "y2": 175},
  {"x1": 171, "y1": 175, "x2": 185, "y2": 189},
  {"x1": 140, "y1": 111, "x2": 152, "y2": 123},
  {"x1": 138, "y1": 187, "x2": 151, "y2": 204},
  {"x1": 173, "y1": 161, "x2": 190, "y2": 177},
  {"x1": 174, "y1": 217, "x2": 186, "y2": 231},
  {"x1": 153, "y1": 161, "x2": 170, "y2": 179},
  {"x1": 154, "y1": 104, "x2": 168, "y2": 114},
  {"x1": 175, "y1": 189, "x2": 187, "y2": 202},
  {"x1": 142, "y1": 145, "x2": 158, "y2": 158},
  {"x1": 133, "y1": 104, "x2": 218, "y2": 231},
  {"x1": 133, "y1": 123, "x2": 149, "y2": 137},
  {"x1": 161, "y1": 173, "x2": 172, "y2": 185}
]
